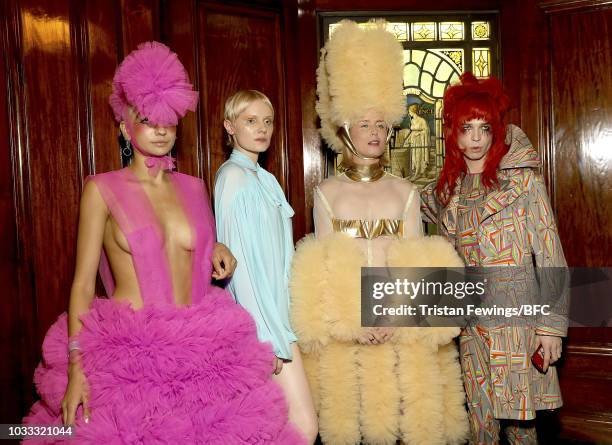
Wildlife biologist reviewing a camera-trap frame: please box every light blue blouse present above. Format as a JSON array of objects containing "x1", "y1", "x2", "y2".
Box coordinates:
[{"x1": 214, "y1": 149, "x2": 297, "y2": 359}]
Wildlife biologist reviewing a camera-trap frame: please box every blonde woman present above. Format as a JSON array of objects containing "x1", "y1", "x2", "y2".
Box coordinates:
[
  {"x1": 214, "y1": 90, "x2": 317, "y2": 444},
  {"x1": 290, "y1": 21, "x2": 468, "y2": 445}
]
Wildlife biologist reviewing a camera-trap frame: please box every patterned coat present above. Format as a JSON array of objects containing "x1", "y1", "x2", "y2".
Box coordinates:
[{"x1": 421, "y1": 125, "x2": 568, "y2": 420}]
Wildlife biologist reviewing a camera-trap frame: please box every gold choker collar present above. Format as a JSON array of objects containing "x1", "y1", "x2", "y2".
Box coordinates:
[{"x1": 342, "y1": 163, "x2": 385, "y2": 182}]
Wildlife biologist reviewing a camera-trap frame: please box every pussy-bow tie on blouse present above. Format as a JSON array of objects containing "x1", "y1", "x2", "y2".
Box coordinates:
[{"x1": 229, "y1": 150, "x2": 295, "y2": 218}]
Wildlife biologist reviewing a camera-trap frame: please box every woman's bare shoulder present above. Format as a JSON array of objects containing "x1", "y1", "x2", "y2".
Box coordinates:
[
  {"x1": 317, "y1": 174, "x2": 348, "y2": 195},
  {"x1": 383, "y1": 173, "x2": 418, "y2": 195}
]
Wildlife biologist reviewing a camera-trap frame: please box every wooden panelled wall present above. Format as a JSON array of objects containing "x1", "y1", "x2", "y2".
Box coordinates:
[
  {"x1": 1, "y1": 0, "x2": 610, "y2": 442},
  {"x1": 0, "y1": 0, "x2": 160, "y2": 425},
  {"x1": 538, "y1": 2, "x2": 612, "y2": 442}
]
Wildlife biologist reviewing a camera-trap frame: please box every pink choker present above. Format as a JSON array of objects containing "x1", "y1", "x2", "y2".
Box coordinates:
[
  {"x1": 143, "y1": 155, "x2": 175, "y2": 176},
  {"x1": 128, "y1": 138, "x2": 175, "y2": 176}
]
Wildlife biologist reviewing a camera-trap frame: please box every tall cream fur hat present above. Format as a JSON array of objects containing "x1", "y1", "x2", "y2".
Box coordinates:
[{"x1": 316, "y1": 20, "x2": 406, "y2": 153}]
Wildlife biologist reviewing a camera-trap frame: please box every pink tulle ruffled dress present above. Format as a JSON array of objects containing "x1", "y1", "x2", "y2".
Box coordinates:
[{"x1": 23, "y1": 168, "x2": 304, "y2": 444}]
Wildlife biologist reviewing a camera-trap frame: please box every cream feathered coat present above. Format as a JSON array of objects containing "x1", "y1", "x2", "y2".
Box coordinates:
[{"x1": 290, "y1": 232, "x2": 469, "y2": 445}]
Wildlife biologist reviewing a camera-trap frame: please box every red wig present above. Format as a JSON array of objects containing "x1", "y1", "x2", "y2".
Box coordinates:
[{"x1": 435, "y1": 72, "x2": 510, "y2": 205}]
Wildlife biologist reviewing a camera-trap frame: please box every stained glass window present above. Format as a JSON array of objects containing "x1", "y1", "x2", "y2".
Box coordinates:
[
  {"x1": 322, "y1": 14, "x2": 499, "y2": 186},
  {"x1": 412, "y1": 22, "x2": 437, "y2": 41},
  {"x1": 386, "y1": 22, "x2": 409, "y2": 41},
  {"x1": 472, "y1": 48, "x2": 491, "y2": 78},
  {"x1": 439, "y1": 22, "x2": 464, "y2": 40},
  {"x1": 471, "y1": 21, "x2": 490, "y2": 40}
]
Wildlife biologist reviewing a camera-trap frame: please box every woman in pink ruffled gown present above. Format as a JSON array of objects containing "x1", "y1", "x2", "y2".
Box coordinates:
[{"x1": 23, "y1": 41, "x2": 303, "y2": 445}]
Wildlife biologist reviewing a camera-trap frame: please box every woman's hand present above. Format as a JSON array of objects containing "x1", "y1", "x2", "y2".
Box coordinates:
[
  {"x1": 273, "y1": 356, "x2": 284, "y2": 375},
  {"x1": 61, "y1": 362, "x2": 90, "y2": 425},
  {"x1": 356, "y1": 328, "x2": 389, "y2": 345},
  {"x1": 535, "y1": 335, "x2": 563, "y2": 372},
  {"x1": 211, "y1": 242, "x2": 237, "y2": 280},
  {"x1": 373, "y1": 327, "x2": 396, "y2": 343}
]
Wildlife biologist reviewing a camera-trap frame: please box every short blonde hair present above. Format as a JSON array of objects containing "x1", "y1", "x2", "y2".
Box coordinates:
[{"x1": 223, "y1": 90, "x2": 274, "y2": 146}]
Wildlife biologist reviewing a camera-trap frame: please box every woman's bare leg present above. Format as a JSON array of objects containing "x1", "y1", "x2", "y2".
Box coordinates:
[{"x1": 273, "y1": 343, "x2": 318, "y2": 444}]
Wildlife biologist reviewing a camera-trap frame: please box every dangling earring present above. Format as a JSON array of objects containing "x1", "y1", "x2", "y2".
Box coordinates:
[
  {"x1": 122, "y1": 139, "x2": 133, "y2": 158},
  {"x1": 120, "y1": 138, "x2": 133, "y2": 167}
]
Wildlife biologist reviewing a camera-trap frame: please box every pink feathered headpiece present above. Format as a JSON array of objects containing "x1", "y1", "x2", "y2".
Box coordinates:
[{"x1": 109, "y1": 41, "x2": 198, "y2": 126}]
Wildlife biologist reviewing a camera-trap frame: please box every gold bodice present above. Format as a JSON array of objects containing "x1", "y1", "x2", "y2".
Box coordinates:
[{"x1": 332, "y1": 217, "x2": 404, "y2": 239}]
